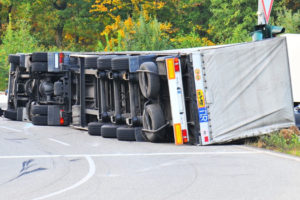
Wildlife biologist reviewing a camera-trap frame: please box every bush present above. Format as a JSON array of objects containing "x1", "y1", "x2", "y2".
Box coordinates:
[
  {"x1": 274, "y1": 7, "x2": 300, "y2": 33},
  {"x1": 171, "y1": 29, "x2": 215, "y2": 49},
  {"x1": 260, "y1": 127, "x2": 300, "y2": 151},
  {"x1": 99, "y1": 14, "x2": 171, "y2": 52},
  {"x1": 0, "y1": 18, "x2": 42, "y2": 90},
  {"x1": 124, "y1": 15, "x2": 171, "y2": 51}
]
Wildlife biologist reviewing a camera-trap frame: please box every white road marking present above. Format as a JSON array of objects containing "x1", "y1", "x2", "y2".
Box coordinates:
[
  {"x1": 237, "y1": 145, "x2": 300, "y2": 162},
  {"x1": 0, "y1": 151, "x2": 258, "y2": 159},
  {"x1": 0, "y1": 126, "x2": 22, "y2": 132},
  {"x1": 32, "y1": 156, "x2": 96, "y2": 200},
  {"x1": 48, "y1": 138, "x2": 70, "y2": 146}
]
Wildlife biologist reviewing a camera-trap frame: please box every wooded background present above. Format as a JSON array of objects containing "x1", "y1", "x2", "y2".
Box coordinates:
[{"x1": 0, "y1": 0, "x2": 299, "y2": 89}]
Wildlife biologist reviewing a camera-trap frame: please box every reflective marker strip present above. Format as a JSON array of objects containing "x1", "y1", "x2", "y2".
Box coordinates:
[
  {"x1": 192, "y1": 53, "x2": 211, "y2": 145},
  {"x1": 55, "y1": 53, "x2": 59, "y2": 69},
  {"x1": 166, "y1": 57, "x2": 189, "y2": 145},
  {"x1": 166, "y1": 58, "x2": 175, "y2": 79},
  {"x1": 174, "y1": 123, "x2": 183, "y2": 145}
]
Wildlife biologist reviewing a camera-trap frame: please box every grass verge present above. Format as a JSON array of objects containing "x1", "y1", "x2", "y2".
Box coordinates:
[{"x1": 248, "y1": 126, "x2": 300, "y2": 157}]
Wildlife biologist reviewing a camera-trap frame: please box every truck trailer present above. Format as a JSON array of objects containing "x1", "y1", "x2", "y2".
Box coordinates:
[{"x1": 2, "y1": 37, "x2": 295, "y2": 145}]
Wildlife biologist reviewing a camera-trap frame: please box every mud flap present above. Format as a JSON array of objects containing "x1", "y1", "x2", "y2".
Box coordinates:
[
  {"x1": 17, "y1": 107, "x2": 23, "y2": 121},
  {"x1": 48, "y1": 105, "x2": 60, "y2": 126}
]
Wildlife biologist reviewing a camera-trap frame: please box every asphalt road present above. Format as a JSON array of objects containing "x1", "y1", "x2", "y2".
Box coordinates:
[{"x1": 0, "y1": 116, "x2": 300, "y2": 200}]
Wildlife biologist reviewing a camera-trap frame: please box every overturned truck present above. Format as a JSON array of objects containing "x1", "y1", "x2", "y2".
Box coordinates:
[{"x1": 3, "y1": 37, "x2": 295, "y2": 145}]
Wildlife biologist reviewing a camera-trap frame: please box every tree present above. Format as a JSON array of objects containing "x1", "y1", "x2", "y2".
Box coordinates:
[
  {"x1": 123, "y1": 15, "x2": 171, "y2": 51},
  {"x1": 26, "y1": 0, "x2": 101, "y2": 50},
  {"x1": 0, "y1": 17, "x2": 41, "y2": 90},
  {"x1": 274, "y1": 7, "x2": 300, "y2": 33},
  {"x1": 209, "y1": 0, "x2": 256, "y2": 44}
]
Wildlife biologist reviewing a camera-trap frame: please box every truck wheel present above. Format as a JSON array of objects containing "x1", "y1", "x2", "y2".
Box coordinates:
[
  {"x1": 31, "y1": 62, "x2": 47, "y2": 72},
  {"x1": 97, "y1": 55, "x2": 116, "y2": 70},
  {"x1": 32, "y1": 115, "x2": 48, "y2": 126},
  {"x1": 117, "y1": 127, "x2": 136, "y2": 141},
  {"x1": 139, "y1": 62, "x2": 160, "y2": 99},
  {"x1": 32, "y1": 105, "x2": 48, "y2": 115},
  {"x1": 88, "y1": 122, "x2": 104, "y2": 136},
  {"x1": 9, "y1": 55, "x2": 20, "y2": 65},
  {"x1": 4, "y1": 110, "x2": 17, "y2": 120},
  {"x1": 142, "y1": 104, "x2": 166, "y2": 143},
  {"x1": 134, "y1": 127, "x2": 147, "y2": 142},
  {"x1": 111, "y1": 56, "x2": 130, "y2": 71},
  {"x1": 32, "y1": 52, "x2": 48, "y2": 62},
  {"x1": 101, "y1": 124, "x2": 118, "y2": 138},
  {"x1": 84, "y1": 56, "x2": 99, "y2": 69}
]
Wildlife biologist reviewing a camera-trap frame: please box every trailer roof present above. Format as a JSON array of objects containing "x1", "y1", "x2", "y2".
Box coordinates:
[
  {"x1": 70, "y1": 38, "x2": 283, "y2": 57},
  {"x1": 69, "y1": 43, "x2": 235, "y2": 57}
]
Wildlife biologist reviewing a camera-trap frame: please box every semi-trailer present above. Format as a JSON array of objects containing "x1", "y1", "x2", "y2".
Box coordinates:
[{"x1": 1, "y1": 37, "x2": 295, "y2": 145}]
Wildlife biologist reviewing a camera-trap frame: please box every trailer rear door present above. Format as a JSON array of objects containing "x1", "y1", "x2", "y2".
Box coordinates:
[{"x1": 192, "y1": 37, "x2": 295, "y2": 144}]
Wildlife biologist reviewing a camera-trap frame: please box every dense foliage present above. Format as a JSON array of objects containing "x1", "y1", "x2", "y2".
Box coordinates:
[{"x1": 0, "y1": 0, "x2": 299, "y2": 89}]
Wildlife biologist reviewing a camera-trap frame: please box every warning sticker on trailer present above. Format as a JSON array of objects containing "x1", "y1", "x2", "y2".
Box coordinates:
[
  {"x1": 196, "y1": 89, "x2": 205, "y2": 108},
  {"x1": 198, "y1": 108, "x2": 208, "y2": 123}
]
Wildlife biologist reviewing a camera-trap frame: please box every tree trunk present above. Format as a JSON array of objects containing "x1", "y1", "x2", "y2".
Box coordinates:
[
  {"x1": 52, "y1": 0, "x2": 68, "y2": 47},
  {"x1": 55, "y1": 25, "x2": 64, "y2": 48}
]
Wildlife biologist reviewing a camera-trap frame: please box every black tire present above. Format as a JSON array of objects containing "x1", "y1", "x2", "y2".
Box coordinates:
[
  {"x1": 32, "y1": 62, "x2": 47, "y2": 72},
  {"x1": 142, "y1": 104, "x2": 166, "y2": 143},
  {"x1": 9, "y1": 55, "x2": 20, "y2": 65},
  {"x1": 32, "y1": 115, "x2": 48, "y2": 126},
  {"x1": 32, "y1": 52, "x2": 48, "y2": 62},
  {"x1": 117, "y1": 127, "x2": 136, "y2": 141},
  {"x1": 97, "y1": 55, "x2": 117, "y2": 70},
  {"x1": 139, "y1": 62, "x2": 160, "y2": 99},
  {"x1": 32, "y1": 105, "x2": 48, "y2": 115},
  {"x1": 88, "y1": 122, "x2": 104, "y2": 136},
  {"x1": 101, "y1": 124, "x2": 118, "y2": 138},
  {"x1": 134, "y1": 127, "x2": 146, "y2": 142},
  {"x1": 111, "y1": 56, "x2": 130, "y2": 71},
  {"x1": 84, "y1": 56, "x2": 99, "y2": 69},
  {"x1": 4, "y1": 110, "x2": 17, "y2": 120}
]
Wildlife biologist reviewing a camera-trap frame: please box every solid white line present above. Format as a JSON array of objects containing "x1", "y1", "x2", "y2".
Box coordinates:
[
  {"x1": 0, "y1": 151, "x2": 258, "y2": 159},
  {"x1": 0, "y1": 126, "x2": 22, "y2": 132},
  {"x1": 48, "y1": 138, "x2": 70, "y2": 146},
  {"x1": 237, "y1": 145, "x2": 300, "y2": 162},
  {"x1": 32, "y1": 156, "x2": 96, "y2": 200}
]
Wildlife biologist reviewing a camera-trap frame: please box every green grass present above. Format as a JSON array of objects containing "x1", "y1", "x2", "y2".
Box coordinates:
[{"x1": 248, "y1": 127, "x2": 300, "y2": 157}]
